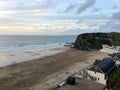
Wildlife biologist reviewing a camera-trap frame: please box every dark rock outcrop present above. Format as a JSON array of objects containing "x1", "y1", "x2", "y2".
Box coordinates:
[{"x1": 74, "y1": 32, "x2": 120, "y2": 51}]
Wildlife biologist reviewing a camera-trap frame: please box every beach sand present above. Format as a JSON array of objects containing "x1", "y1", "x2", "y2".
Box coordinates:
[
  {"x1": 100, "y1": 47, "x2": 120, "y2": 53},
  {"x1": 0, "y1": 48, "x2": 108, "y2": 90}
]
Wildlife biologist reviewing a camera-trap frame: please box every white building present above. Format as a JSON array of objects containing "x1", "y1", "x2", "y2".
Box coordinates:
[
  {"x1": 86, "y1": 58, "x2": 116, "y2": 85},
  {"x1": 109, "y1": 53, "x2": 120, "y2": 66},
  {"x1": 113, "y1": 53, "x2": 120, "y2": 66}
]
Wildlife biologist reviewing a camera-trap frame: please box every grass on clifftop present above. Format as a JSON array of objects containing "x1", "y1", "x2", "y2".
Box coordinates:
[{"x1": 109, "y1": 66, "x2": 120, "y2": 90}]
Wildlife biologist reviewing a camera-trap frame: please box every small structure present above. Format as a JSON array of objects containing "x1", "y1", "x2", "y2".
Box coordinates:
[
  {"x1": 66, "y1": 77, "x2": 76, "y2": 85},
  {"x1": 109, "y1": 53, "x2": 120, "y2": 66},
  {"x1": 87, "y1": 58, "x2": 116, "y2": 85},
  {"x1": 64, "y1": 42, "x2": 74, "y2": 48}
]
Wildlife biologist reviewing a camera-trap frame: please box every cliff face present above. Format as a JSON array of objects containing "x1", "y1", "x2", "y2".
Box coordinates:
[{"x1": 74, "y1": 32, "x2": 120, "y2": 50}]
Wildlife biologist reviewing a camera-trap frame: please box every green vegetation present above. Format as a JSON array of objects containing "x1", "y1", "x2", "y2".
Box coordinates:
[
  {"x1": 74, "y1": 32, "x2": 120, "y2": 50},
  {"x1": 109, "y1": 66, "x2": 120, "y2": 90}
]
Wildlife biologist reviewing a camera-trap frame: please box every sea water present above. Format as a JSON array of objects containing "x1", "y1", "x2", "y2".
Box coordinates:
[{"x1": 0, "y1": 35, "x2": 77, "y2": 53}]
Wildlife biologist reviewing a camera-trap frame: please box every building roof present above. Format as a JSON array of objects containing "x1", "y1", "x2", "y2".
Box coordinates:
[
  {"x1": 109, "y1": 53, "x2": 120, "y2": 58},
  {"x1": 113, "y1": 53, "x2": 120, "y2": 58},
  {"x1": 93, "y1": 60, "x2": 102, "y2": 65},
  {"x1": 96, "y1": 58, "x2": 115, "y2": 74},
  {"x1": 88, "y1": 58, "x2": 116, "y2": 76}
]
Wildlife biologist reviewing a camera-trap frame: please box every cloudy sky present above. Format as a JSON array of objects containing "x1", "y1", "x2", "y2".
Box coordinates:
[{"x1": 0, "y1": 0, "x2": 120, "y2": 35}]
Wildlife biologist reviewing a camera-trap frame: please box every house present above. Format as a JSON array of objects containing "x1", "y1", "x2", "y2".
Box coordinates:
[
  {"x1": 86, "y1": 58, "x2": 116, "y2": 85},
  {"x1": 109, "y1": 53, "x2": 120, "y2": 58},
  {"x1": 109, "y1": 53, "x2": 120, "y2": 66},
  {"x1": 113, "y1": 53, "x2": 120, "y2": 66}
]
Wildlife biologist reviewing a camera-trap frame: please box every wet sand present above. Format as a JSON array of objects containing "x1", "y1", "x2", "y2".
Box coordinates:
[
  {"x1": 0, "y1": 48, "x2": 108, "y2": 90},
  {"x1": 0, "y1": 47, "x2": 69, "y2": 67}
]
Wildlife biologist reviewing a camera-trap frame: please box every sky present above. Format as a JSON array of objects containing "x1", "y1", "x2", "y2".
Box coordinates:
[{"x1": 0, "y1": 0, "x2": 120, "y2": 35}]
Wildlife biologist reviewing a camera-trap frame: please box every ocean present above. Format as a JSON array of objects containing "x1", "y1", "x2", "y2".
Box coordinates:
[{"x1": 0, "y1": 35, "x2": 77, "y2": 53}]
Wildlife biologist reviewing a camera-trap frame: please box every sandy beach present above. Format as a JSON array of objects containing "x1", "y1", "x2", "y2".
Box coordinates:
[{"x1": 0, "y1": 48, "x2": 108, "y2": 90}]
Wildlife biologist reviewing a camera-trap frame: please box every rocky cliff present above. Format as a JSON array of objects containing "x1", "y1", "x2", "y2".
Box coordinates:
[{"x1": 74, "y1": 32, "x2": 120, "y2": 50}]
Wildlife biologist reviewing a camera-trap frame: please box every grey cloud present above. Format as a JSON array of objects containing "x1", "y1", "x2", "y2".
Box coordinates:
[
  {"x1": 77, "y1": 0, "x2": 96, "y2": 14},
  {"x1": 92, "y1": 7, "x2": 100, "y2": 13},
  {"x1": 76, "y1": 20, "x2": 82, "y2": 24},
  {"x1": 60, "y1": 20, "x2": 120, "y2": 35},
  {"x1": 99, "y1": 20, "x2": 120, "y2": 32},
  {"x1": 59, "y1": 28, "x2": 95, "y2": 35},
  {"x1": 0, "y1": 0, "x2": 54, "y2": 10},
  {"x1": 64, "y1": 3, "x2": 77, "y2": 13},
  {"x1": 112, "y1": 11, "x2": 120, "y2": 20},
  {"x1": 0, "y1": 17, "x2": 26, "y2": 25},
  {"x1": 112, "y1": 5, "x2": 118, "y2": 9}
]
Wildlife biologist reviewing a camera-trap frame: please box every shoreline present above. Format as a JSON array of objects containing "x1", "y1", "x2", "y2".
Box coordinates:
[
  {"x1": 0, "y1": 46, "x2": 69, "y2": 67},
  {"x1": 0, "y1": 49, "x2": 108, "y2": 90}
]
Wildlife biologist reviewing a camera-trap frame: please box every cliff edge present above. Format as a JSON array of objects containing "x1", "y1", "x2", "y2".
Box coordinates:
[{"x1": 74, "y1": 32, "x2": 120, "y2": 50}]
